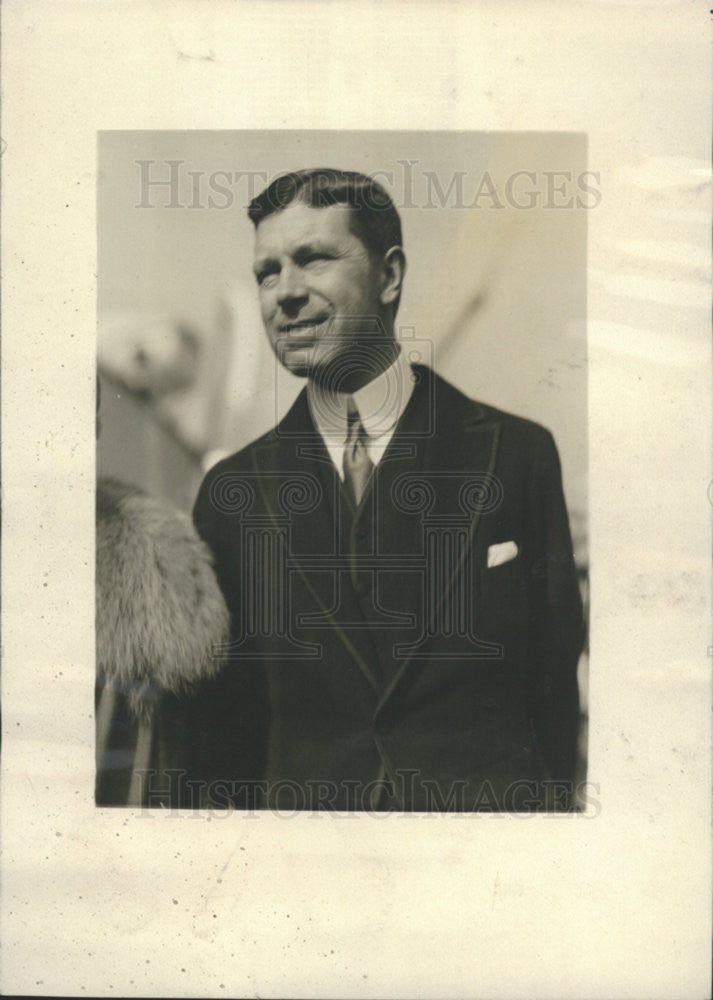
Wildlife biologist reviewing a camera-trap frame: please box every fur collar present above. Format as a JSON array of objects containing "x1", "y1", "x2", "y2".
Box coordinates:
[{"x1": 96, "y1": 477, "x2": 229, "y2": 720}]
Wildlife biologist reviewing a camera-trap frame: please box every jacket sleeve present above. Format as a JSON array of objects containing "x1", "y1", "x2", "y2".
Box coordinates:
[
  {"x1": 185, "y1": 465, "x2": 271, "y2": 807},
  {"x1": 192, "y1": 463, "x2": 248, "y2": 621},
  {"x1": 524, "y1": 428, "x2": 585, "y2": 791}
]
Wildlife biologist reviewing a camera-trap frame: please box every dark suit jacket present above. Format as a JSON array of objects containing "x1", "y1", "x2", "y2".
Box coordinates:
[{"x1": 191, "y1": 365, "x2": 584, "y2": 811}]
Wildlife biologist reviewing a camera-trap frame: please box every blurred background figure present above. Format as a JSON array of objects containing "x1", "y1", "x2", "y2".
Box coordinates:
[
  {"x1": 97, "y1": 308, "x2": 208, "y2": 510},
  {"x1": 98, "y1": 308, "x2": 200, "y2": 399},
  {"x1": 96, "y1": 292, "x2": 273, "y2": 510}
]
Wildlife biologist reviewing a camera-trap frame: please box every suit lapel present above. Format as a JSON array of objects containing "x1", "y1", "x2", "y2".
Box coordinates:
[
  {"x1": 374, "y1": 368, "x2": 503, "y2": 712},
  {"x1": 361, "y1": 376, "x2": 431, "y2": 677},
  {"x1": 251, "y1": 390, "x2": 382, "y2": 693}
]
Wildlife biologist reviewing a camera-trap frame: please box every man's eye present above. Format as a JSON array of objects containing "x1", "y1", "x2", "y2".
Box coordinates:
[
  {"x1": 303, "y1": 253, "x2": 330, "y2": 267},
  {"x1": 257, "y1": 270, "x2": 278, "y2": 287}
]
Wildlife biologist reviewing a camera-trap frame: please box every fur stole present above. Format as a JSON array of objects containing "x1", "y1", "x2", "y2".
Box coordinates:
[{"x1": 96, "y1": 477, "x2": 230, "y2": 721}]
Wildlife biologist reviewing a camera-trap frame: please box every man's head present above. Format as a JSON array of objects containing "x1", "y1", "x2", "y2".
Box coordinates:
[{"x1": 248, "y1": 169, "x2": 406, "y2": 390}]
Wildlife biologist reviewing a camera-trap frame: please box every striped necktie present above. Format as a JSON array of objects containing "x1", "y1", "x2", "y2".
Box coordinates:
[{"x1": 342, "y1": 405, "x2": 374, "y2": 507}]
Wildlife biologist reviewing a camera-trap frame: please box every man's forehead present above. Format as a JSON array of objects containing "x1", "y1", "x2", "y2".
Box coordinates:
[{"x1": 253, "y1": 200, "x2": 354, "y2": 258}]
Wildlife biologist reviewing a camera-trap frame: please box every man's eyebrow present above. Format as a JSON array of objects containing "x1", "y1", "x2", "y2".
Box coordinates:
[{"x1": 294, "y1": 241, "x2": 341, "y2": 263}]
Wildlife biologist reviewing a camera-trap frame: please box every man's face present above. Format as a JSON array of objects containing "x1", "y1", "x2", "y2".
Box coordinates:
[{"x1": 253, "y1": 200, "x2": 391, "y2": 384}]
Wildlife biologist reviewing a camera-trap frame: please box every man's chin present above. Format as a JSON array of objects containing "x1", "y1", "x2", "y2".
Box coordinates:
[
  {"x1": 274, "y1": 344, "x2": 318, "y2": 379},
  {"x1": 273, "y1": 341, "x2": 397, "y2": 390}
]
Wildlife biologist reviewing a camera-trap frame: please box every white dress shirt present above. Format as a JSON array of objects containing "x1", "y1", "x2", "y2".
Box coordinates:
[{"x1": 306, "y1": 347, "x2": 415, "y2": 480}]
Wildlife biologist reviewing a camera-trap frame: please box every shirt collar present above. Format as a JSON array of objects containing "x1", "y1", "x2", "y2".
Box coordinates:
[{"x1": 307, "y1": 346, "x2": 414, "y2": 442}]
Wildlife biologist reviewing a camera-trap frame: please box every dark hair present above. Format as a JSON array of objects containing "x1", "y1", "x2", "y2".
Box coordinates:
[{"x1": 247, "y1": 168, "x2": 403, "y2": 260}]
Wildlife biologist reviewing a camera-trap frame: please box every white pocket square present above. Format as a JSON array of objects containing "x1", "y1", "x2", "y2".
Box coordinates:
[{"x1": 487, "y1": 541, "x2": 519, "y2": 568}]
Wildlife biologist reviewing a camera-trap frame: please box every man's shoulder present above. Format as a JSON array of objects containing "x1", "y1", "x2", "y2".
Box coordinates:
[
  {"x1": 195, "y1": 428, "x2": 281, "y2": 514},
  {"x1": 195, "y1": 391, "x2": 314, "y2": 515},
  {"x1": 427, "y1": 366, "x2": 555, "y2": 449},
  {"x1": 203, "y1": 391, "x2": 312, "y2": 475},
  {"x1": 207, "y1": 426, "x2": 280, "y2": 473}
]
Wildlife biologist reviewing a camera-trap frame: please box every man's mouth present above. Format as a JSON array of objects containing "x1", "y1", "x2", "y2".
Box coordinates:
[{"x1": 279, "y1": 316, "x2": 328, "y2": 337}]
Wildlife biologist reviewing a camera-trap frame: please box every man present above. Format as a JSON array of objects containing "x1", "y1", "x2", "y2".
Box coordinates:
[{"x1": 192, "y1": 168, "x2": 584, "y2": 812}]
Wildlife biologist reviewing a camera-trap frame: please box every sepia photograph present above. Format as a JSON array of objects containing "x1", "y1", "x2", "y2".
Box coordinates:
[
  {"x1": 96, "y1": 132, "x2": 590, "y2": 813},
  {"x1": 2, "y1": 3, "x2": 709, "y2": 998}
]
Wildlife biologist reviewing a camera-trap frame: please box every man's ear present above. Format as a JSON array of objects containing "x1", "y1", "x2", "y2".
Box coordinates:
[{"x1": 379, "y1": 246, "x2": 406, "y2": 307}]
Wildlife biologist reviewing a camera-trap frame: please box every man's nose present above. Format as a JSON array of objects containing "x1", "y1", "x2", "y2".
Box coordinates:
[{"x1": 276, "y1": 265, "x2": 308, "y2": 311}]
